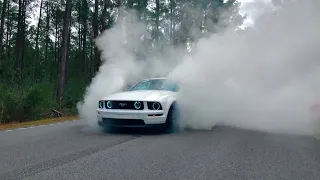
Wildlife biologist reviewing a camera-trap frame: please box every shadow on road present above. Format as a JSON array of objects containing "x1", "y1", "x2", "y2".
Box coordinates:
[
  {"x1": 98, "y1": 125, "x2": 223, "y2": 136},
  {"x1": 102, "y1": 127, "x2": 174, "y2": 136}
]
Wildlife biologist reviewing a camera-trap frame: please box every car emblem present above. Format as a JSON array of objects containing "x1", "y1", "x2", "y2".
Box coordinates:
[{"x1": 119, "y1": 103, "x2": 127, "y2": 107}]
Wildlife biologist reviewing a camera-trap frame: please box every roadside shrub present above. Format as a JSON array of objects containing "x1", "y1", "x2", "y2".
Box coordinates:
[
  {"x1": 62, "y1": 78, "x2": 87, "y2": 115},
  {"x1": 0, "y1": 79, "x2": 84, "y2": 124},
  {"x1": 0, "y1": 86, "x2": 25, "y2": 123},
  {"x1": 0, "y1": 85, "x2": 5, "y2": 123},
  {"x1": 0, "y1": 83, "x2": 57, "y2": 123}
]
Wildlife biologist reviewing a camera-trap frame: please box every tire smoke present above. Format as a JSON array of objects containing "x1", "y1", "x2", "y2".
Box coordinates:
[{"x1": 78, "y1": 0, "x2": 320, "y2": 135}]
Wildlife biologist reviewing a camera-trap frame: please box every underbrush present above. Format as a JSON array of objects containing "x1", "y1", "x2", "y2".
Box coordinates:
[{"x1": 0, "y1": 79, "x2": 86, "y2": 124}]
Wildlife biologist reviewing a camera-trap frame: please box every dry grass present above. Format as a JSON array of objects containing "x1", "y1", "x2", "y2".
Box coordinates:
[{"x1": 0, "y1": 116, "x2": 79, "y2": 130}]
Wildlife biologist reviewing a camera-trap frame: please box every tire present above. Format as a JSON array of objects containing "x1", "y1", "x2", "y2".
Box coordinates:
[{"x1": 165, "y1": 102, "x2": 180, "y2": 133}]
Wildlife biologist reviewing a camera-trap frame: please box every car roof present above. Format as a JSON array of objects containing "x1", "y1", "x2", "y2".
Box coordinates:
[{"x1": 142, "y1": 77, "x2": 168, "y2": 81}]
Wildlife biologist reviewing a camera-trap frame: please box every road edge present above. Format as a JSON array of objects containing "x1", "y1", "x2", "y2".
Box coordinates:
[{"x1": 0, "y1": 116, "x2": 79, "y2": 131}]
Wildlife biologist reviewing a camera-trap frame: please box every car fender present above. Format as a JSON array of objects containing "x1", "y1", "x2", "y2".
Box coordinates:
[{"x1": 156, "y1": 94, "x2": 177, "y2": 116}]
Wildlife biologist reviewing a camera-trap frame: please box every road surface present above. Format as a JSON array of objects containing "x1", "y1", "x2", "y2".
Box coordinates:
[{"x1": 0, "y1": 119, "x2": 320, "y2": 180}]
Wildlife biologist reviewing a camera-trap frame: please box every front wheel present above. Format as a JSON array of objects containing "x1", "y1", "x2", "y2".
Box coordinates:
[{"x1": 165, "y1": 103, "x2": 181, "y2": 133}]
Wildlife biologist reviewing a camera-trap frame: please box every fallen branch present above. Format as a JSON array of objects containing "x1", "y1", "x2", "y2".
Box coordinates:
[{"x1": 52, "y1": 108, "x2": 62, "y2": 118}]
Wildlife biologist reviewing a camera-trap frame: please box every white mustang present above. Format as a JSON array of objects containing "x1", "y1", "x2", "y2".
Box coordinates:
[{"x1": 97, "y1": 78, "x2": 180, "y2": 131}]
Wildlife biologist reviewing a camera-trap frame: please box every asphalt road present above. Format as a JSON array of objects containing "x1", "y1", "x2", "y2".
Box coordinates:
[{"x1": 0, "y1": 120, "x2": 320, "y2": 180}]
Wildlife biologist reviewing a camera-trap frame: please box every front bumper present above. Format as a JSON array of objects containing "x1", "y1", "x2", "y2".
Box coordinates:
[{"x1": 97, "y1": 109, "x2": 168, "y2": 128}]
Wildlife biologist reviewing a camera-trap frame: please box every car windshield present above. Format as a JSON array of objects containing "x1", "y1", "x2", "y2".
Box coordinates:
[{"x1": 128, "y1": 79, "x2": 179, "y2": 92}]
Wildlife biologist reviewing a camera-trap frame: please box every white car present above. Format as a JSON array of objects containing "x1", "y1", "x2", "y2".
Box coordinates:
[{"x1": 97, "y1": 78, "x2": 180, "y2": 131}]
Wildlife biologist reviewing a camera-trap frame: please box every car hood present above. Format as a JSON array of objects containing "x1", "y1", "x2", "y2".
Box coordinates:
[{"x1": 101, "y1": 90, "x2": 174, "y2": 101}]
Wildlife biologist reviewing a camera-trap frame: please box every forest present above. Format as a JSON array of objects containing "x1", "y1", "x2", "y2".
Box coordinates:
[{"x1": 0, "y1": 0, "x2": 245, "y2": 123}]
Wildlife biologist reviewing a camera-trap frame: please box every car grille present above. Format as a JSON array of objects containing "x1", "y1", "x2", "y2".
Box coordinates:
[
  {"x1": 102, "y1": 118, "x2": 145, "y2": 126},
  {"x1": 105, "y1": 101, "x2": 144, "y2": 110}
]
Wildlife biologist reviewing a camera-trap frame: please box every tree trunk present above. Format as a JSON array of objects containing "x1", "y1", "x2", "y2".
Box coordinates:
[
  {"x1": 5, "y1": 1, "x2": 10, "y2": 60},
  {"x1": 90, "y1": 34, "x2": 93, "y2": 76},
  {"x1": 93, "y1": 0, "x2": 100, "y2": 73},
  {"x1": 14, "y1": 0, "x2": 27, "y2": 81},
  {"x1": 45, "y1": 2, "x2": 50, "y2": 81},
  {"x1": 34, "y1": 0, "x2": 43, "y2": 82},
  {"x1": 65, "y1": 18, "x2": 72, "y2": 85},
  {"x1": 128, "y1": 0, "x2": 133, "y2": 8},
  {"x1": 155, "y1": 0, "x2": 160, "y2": 41},
  {"x1": 0, "y1": 0, "x2": 8, "y2": 58},
  {"x1": 15, "y1": 0, "x2": 23, "y2": 71},
  {"x1": 116, "y1": 0, "x2": 122, "y2": 7},
  {"x1": 77, "y1": 2, "x2": 82, "y2": 53},
  {"x1": 100, "y1": 0, "x2": 108, "y2": 32},
  {"x1": 57, "y1": 0, "x2": 72, "y2": 109},
  {"x1": 83, "y1": 23, "x2": 87, "y2": 78},
  {"x1": 21, "y1": 0, "x2": 26, "y2": 68},
  {"x1": 54, "y1": 11, "x2": 58, "y2": 63},
  {"x1": 81, "y1": 0, "x2": 88, "y2": 79},
  {"x1": 170, "y1": 0, "x2": 174, "y2": 44},
  {"x1": 45, "y1": 2, "x2": 50, "y2": 64}
]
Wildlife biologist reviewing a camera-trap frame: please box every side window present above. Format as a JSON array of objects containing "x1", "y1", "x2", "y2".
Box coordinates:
[
  {"x1": 171, "y1": 84, "x2": 179, "y2": 92},
  {"x1": 164, "y1": 81, "x2": 179, "y2": 92},
  {"x1": 174, "y1": 84, "x2": 180, "y2": 92}
]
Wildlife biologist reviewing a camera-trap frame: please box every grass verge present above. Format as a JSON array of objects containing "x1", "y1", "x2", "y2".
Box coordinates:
[{"x1": 0, "y1": 116, "x2": 79, "y2": 130}]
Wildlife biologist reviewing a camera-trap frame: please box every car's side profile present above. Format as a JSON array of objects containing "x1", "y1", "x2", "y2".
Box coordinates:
[{"x1": 97, "y1": 78, "x2": 180, "y2": 131}]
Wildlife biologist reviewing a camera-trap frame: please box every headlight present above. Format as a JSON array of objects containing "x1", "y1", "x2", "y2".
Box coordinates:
[
  {"x1": 134, "y1": 101, "x2": 142, "y2": 109},
  {"x1": 106, "y1": 101, "x2": 112, "y2": 109},
  {"x1": 152, "y1": 102, "x2": 161, "y2": 110},
  {"x1": 147, "y1": 102, "x2": 163, "y2": 110},
  {"x1": 99, "y1": 101, "x2": 104, "y2": 108}
]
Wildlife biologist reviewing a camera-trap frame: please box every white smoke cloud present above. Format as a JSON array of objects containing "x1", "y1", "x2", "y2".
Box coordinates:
[{"x1": 78, "y1": 0, "x2": 320, "y2": 135}]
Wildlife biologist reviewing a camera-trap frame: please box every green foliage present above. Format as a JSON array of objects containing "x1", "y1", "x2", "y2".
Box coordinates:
[
  {"x1": 0, "y1": 78, "x2": 88, "y2": 123},
  {"x1": 0, "y1": 83, "x2": 57, "y2": 123},
  {"x1": 62, "y1": 78, "x2": 88, "y2": 113},
  {"x1": 0, "y1": 0, "x2": 244, "y2": 123}
]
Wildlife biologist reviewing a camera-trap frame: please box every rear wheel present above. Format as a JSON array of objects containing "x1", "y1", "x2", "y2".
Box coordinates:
[{"x1": 165, "y1": 103, "x2": 180, "y2": 133}]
